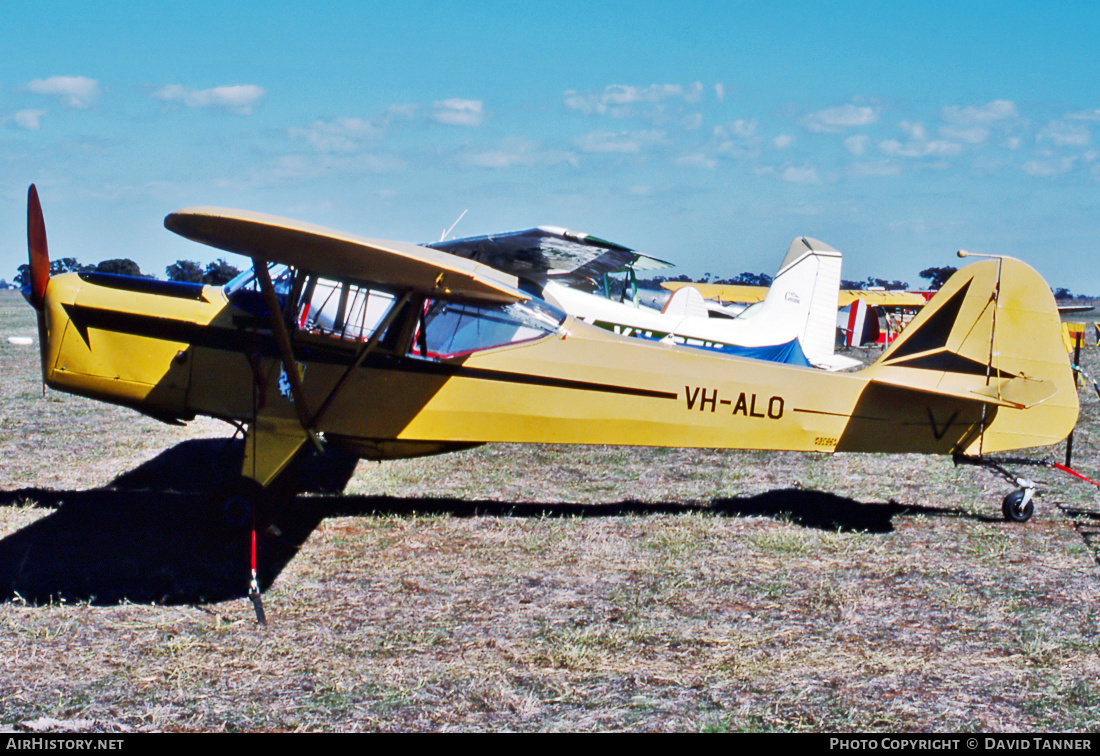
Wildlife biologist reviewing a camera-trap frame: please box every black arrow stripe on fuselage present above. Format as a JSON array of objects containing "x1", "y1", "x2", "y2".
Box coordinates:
[{"x1": 61, "y1": 303, "x2": 678, "y2": 401}]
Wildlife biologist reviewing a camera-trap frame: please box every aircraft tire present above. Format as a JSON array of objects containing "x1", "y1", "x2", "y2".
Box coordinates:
[{"x1": 1001, "y1": 489, "x2": 1034, "y2": 523}]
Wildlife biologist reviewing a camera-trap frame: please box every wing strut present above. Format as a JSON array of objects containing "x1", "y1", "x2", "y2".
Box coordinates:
[
  {"x1": 306, "y1": 290, "x2": 413, "y2": 431},
  {"x1": 253, "y1": 261, "x2": 324, "y2": 453}
]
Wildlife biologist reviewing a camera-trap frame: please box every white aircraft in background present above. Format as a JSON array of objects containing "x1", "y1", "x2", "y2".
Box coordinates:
[{"x1": 429, "y1": 230, "x2": 860, "y2": 371}]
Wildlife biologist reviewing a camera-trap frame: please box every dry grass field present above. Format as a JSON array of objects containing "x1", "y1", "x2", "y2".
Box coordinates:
[{"x1": 0, "y1": 289, "x2": 1098, "y2": 732}]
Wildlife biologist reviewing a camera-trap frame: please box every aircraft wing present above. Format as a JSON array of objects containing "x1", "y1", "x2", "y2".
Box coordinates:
[
  {"x1": 661, "y1": 281, "x2": 768, "y2": 303},
  {"x1": 164, "y1": 208, "x2": 527, "y2": 303},
  {"x1": 428, "y1": 226, "x2": 672, "y2": 287},
  {"x1": 839, "y1": 290, "x2": 931, "y2": 307},
  {"x1": 673, "y1": 283, "x2": 932, "y2": 309}
]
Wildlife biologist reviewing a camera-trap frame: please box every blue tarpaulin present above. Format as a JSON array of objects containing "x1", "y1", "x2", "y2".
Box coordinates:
[
  {"x1": 635, "y1": 332, "x2": 813, "y2": 367},
  {"x1": 692, "y1": 337, "x2": 813, "y2": 367}
]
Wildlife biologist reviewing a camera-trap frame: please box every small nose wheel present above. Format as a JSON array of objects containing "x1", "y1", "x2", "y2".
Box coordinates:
[{"x1": 1002, "y1": 488, "x2": 1035, "y2": 523}]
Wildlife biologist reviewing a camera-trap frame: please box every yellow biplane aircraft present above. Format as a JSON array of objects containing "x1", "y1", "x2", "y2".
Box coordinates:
[{"x1": 22, "y1": 185, "x2": 1080, "y2": 617}]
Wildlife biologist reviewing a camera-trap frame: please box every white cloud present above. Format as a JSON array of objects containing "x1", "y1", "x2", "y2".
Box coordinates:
[
  {"x1": 849, "y1": 160, "x2": 902, "y2": 177},
  {"x1": 773, "y1": 134, "x2": 795, "y2": 150},
  {"x1": 467, "y1": 150, "x2": 526, "y2": 168},
  {"x1": 713, "y1": 120, "x2": 758, "y2": 144},
  {"x1": 879, "y1": 123, "x2": 961, "y2": 158},
  {"x1": 899, "y1": 121, "x2": 927, "y2": 141},
  {"x1": 781, "y1": 164, "x2": 821, "y2": 184},
  {"x1": 289, "y1": 117, "x2": 383, "y2": 152},
  {"x1": 1068, "y1": 109, "x2": 1100, "y2": 121},
  {"x1": 785, "y1": 204, "x2": 822, "y2": 216},
  {"x1": 1038, "y1": 120, "x2": 1091, "y2": 147},
  {"x1": 154, "y1": 84, "x2": 265, "y2": 114},
  {"x1": 730, "y1": 119, "x2": 757, "y2": 138},
  {"x1": 1022, "y1": 156, "x2": 1077, "y2": 177},
  {"x1": 238, "y1": 151, "x2": 406, "y2": 188},
  {"x1": 27, "y1": 76, "x2": 99, "y2": 109},
  {"x1": 711, "y1": 119, "x2": 763, "y2": 158},
  {"x1": 941, "y1": 99, "x2": 1018, "y2": 125},
  {"x1": 888, "y1": 218, "x2": 930, "y2": 235},
  {"x1": 287, "y1": 106, "x2": 416, "y2": 153},
  {"x1": 714, "y1": 83, "x2": 725, "y2": 102},
  {"x1": 681, "y1": 113, "x2": 704, "y2": 130},
  {"x1": 431, "y1": 99, "x2": 484, "y2": 126},
  {"x1": 12, "y1": 109, "x2": 47, "y2": 129},
  {"x1": 844, "y1": 135, "x2": 869, "y2": 155},
  {"x1": 879, "y1": 138, "x2": 961, "y2": 158},
  {"x1": 938, "y1": 124, "x2": 989, "y2": 144},
  {"x1": 563, "y1": 83, "x2": 704, "y2": 117},
  {"x1": 803, "y1": 104, "x2": 879, "y2": 133},
  {"x1": 574, "y1": 130, "x2": 664, "y2": 153},
  {"x1": 676, "y1": 153, "x2": 716, "y2": 169},
  {"x1": 384, "y1": 103, "x2": 419, "y2": 120},
  {"x1": 463, "y1": 137, "x2": 578, "y2": 169}
]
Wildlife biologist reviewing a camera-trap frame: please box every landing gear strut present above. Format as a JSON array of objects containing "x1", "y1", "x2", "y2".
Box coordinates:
[
  {"x1": 218, "y1": 476, "x2": 271, "y2": 624},
  {"x1": 248, "y1": 527, "x2": 266, "y2": 625}
]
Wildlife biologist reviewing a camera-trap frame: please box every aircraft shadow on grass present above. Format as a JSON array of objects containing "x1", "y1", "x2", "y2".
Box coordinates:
[{"x1": 0, "y1": 438, "x2": 992, "y2": 607}]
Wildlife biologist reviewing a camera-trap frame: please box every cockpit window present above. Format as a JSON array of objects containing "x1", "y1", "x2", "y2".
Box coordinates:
[
  {"x1": 224, "y1": 264, "x2": 295, "y2": 318},
  {"x1": 224, "y1": 263, "x2": 563, "y2": 357},
  {"x1": 417, "y1": 298, "x2": 565, "y2": 358},
  {"x1": 226, "y1": 266, "x2": 396, "y2": 343},
  {"x1": 222, "y1": 267, "x2": 255, "y2": 296},
  {"x1": 298, "y1": 278, "x2": 395, "y2": 341}
]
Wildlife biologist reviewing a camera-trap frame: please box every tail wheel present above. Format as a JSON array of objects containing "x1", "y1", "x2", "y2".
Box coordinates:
[{"x1": 1002, "y1": 489, "x2": 1034, "y2": 523}]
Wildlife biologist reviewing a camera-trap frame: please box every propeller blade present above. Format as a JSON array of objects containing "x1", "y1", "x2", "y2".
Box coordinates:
[
  {"x1": 27, "y1": 184, "x2": 50, "y2": 310},
  {"x1": 26, "y1": 184, "x2": 51, "y2": 388}
]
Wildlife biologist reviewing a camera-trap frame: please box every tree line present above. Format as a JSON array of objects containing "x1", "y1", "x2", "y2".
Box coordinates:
[
  {"x1": 8, "y1": 260, "x2": 1088, "y2": 300},
  {"x1": 636, "y1": 268, "x2": 947, "y2": 291},
  {"x1": 636, "y1": 265, "x2": 1087, "y2": 299},
  {"x1": 12, "y1": 257, "x2": 241, "y2": 289}
]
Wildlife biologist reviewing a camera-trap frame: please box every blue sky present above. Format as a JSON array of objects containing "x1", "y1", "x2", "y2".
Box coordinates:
[{"x1": 3, "y1": 1, "x2": 1099, "y2": 293}]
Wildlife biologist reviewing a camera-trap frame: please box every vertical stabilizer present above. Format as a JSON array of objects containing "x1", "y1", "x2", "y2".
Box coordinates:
[
  {"x1": 661, "y1": 285, "x2": 709, "y2": 318},
  {"x1": 861, "y1": 256, "x2": 1078, "y2": 453},
  {"x1": 741, "y1": 237, "x2": 853, "y2": 369}
]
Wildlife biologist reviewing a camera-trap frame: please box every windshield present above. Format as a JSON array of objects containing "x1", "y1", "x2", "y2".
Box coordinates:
[
  {"x1": 416, "y1": 297, "x2": 566, "y2": 358},
  {"x1": 224, "y1": 264, "x2": 295, "y2": 318}
]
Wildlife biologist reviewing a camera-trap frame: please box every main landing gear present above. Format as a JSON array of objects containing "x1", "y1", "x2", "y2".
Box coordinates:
[{"x1": 953, "y1": 455, "x2": 1039, "y2": 523}]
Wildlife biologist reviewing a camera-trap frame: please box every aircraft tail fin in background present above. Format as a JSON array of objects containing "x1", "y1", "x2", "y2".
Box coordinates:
[
  {"x1": 740, "y1": 237, "x2": 854, "y2": 370},
  {"x1": 661, "y1": 285, "x2": 709, "y2": 318},
  {"x1": 838, "y1": 298, "x2": 880, "y2": 347},
  {"x1": 860, "y1": 256, "x2": 1078, "y2": 454}
]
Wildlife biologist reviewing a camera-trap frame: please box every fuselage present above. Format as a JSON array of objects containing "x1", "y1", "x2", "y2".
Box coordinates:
[{"x1": 37, "y1": 264, "x2": 1074, "y2": 463}]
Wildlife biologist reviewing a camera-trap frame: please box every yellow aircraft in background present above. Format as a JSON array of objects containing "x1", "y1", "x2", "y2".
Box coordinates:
[
  {"x1": 662, "y1": 280, "x2": 931, "y2": 308},
  {"x1": 22, "y1": 185, "x2": 1080, "y2": 612}
]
